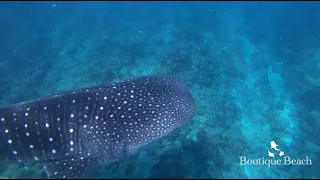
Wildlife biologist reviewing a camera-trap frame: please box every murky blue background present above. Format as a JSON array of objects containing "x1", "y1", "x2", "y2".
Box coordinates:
[{"x1": 0, "y1": 2, "x2": 319, "y2": 178}]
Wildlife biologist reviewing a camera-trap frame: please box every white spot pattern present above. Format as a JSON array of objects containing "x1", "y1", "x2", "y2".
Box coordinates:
[{"x1": 0, "y1": 76, "x2": 195, "y2": 179}]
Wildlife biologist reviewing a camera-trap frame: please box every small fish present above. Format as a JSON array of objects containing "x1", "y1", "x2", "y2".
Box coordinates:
[
  {"x1": 0, "y1": 75, "x2": 196, "y2": 179},
  {"x1": 268, "y1": 150, "x2": 275, "y2": 158}
]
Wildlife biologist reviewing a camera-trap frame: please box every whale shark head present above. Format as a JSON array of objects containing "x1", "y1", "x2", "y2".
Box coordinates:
[{"x1": 81, "y1": 76, "x2": 196, "y2": 162}]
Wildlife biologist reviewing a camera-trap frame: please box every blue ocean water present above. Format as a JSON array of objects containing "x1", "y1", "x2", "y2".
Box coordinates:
[{"x1": 0, "y1": 1, "x2": 319, "y2": 179}]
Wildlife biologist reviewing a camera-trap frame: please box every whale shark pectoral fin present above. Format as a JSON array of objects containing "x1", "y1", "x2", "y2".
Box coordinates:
[{"x1": 43, "y1": 154, "x2": 101, "y2": 179}]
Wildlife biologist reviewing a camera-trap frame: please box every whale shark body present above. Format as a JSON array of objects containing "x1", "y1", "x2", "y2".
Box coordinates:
[{"x1": 0, "y1": 75, "x2": 196, "y2": 179}]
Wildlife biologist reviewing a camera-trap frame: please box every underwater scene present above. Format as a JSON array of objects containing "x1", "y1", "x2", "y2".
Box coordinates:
[{"x1": 0, "y1": 1, "x2": 319, "y2": 179}]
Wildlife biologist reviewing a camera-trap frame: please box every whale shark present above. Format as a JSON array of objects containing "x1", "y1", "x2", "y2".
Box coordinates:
[{"x1": 0, "y1": 75, "x2": 196, "y2": 179}]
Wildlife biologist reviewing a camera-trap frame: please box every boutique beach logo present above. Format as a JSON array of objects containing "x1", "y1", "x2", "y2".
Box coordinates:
[{"x1": 240, "y1": 141, "x2": 312, "y2": 167}]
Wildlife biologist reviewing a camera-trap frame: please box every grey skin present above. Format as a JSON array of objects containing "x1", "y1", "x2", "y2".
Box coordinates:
[{"x1": 0, "y1": 75, "x2": 196, "y2": 179}]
